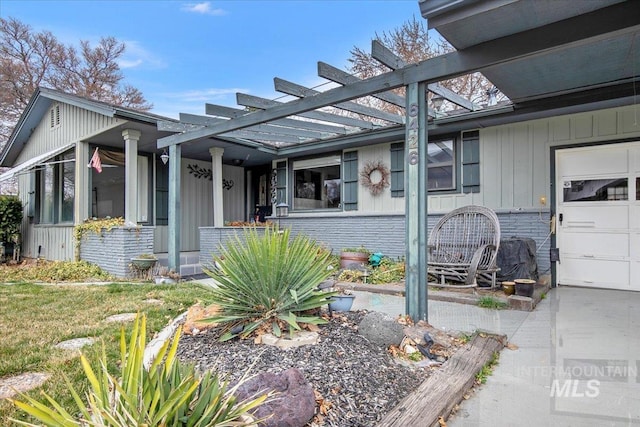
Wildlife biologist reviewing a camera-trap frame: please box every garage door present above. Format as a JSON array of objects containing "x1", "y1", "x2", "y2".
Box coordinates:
[{"x1": 556, "y1": 141, "x2": 640, "y2": 291}]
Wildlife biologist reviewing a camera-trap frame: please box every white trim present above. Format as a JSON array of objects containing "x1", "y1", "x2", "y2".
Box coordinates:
[
  {"x1": 293, "y1": 155, "x2": 341, "y2": 170},
  {"x1": 0, "y1": 142, "x2": 76, "y2": 183}
]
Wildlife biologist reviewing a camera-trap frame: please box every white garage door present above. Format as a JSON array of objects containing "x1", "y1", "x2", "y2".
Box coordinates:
[{"x1": 556, "y1": 141, "x2": 640, "y2": 291}]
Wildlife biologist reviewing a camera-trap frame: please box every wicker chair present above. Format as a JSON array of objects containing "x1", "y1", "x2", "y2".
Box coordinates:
[{"x1": 427, "y1": 205, "x2": 501, "y2": 289}]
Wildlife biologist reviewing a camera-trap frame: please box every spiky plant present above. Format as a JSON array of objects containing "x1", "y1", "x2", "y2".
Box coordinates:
[
  {"x1": 10, "y1": 314, "x2": 267, "y2": 426},
  {"x1": 204, "y1": 227, "x2": 336, "y2": 340}
]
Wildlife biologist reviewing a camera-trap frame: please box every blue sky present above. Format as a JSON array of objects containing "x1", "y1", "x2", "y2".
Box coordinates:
[{"x1": 1, "y1": 0, "x2": 421, "y2": 119}]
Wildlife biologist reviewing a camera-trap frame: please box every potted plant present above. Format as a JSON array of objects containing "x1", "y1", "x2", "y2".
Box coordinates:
[
  {"x1": 130, "y1": 253, "x2": 157, "y2": 271},
  {"x1": 340, "y1": 246, "x2": 370, "y2": 269},
  {"x1": 327, "y1": 288, "x2": 356, "y2": 312}
]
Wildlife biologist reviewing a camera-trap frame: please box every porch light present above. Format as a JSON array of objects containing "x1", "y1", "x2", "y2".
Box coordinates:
[
  {"x1": 160, "y1": 150, "x2": 169, "y2": 165},
  {"x1": 276, "y1": 202, "x2": 289, "y2": 218},
  {"x1": 431, "y1": 94, "x2": 444, "y2": 112}
]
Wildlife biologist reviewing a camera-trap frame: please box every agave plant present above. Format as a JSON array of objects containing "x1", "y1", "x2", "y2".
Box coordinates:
[
  {"x1": 203, "y1": 227, "x2": 336, "y2": 341},
  {"x1": 10, "y1": 314, "x2": 267, "y2": 426}
]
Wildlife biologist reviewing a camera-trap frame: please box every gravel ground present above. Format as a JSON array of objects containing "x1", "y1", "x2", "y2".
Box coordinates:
[{"x1": 176, "y1": 310, "x2": 430, "y2": 426}]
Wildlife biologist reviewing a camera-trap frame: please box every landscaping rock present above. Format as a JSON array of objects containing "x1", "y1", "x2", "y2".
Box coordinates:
[
  {"x1": 105, "y1": 313, "x2": 137, "y2": 323},
  {"x1": 358, "y1": 311, "x2": 404, "y2": 347},
  {"x1": 55, "y1": 337, "x2": 96, "y2": 351},
  {"x1": 262, "y1": 331, "x2": 319, "y2": 349},
  {"x1": 0, "y1": 372, "x2": 50, "y2": 399},
  {"x1": 234, "y1": 368, "x2": 315, "y2": 427}
]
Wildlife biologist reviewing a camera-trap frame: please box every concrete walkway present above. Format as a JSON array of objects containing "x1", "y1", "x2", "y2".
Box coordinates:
[{"x1": 351, "y1": 287, "x2": 640, "y2": 426}]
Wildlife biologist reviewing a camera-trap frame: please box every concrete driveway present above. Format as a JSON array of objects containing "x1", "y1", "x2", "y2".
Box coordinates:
[{"x1": 352, "y1": 286, "x2": 640, "y2": 426}]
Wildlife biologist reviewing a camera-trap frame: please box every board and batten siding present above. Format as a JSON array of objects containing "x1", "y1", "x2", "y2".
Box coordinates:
[
  {"x1": 357, "y1": 143, "x2": 405, "y2": 213},
  {"x1": 15, "y1": 102, "x2": 123, "y2": 261},
  {"x1": 153, "y1": 161, "x2": 244, "y2": 252},
  {"x1": 474, "y1": 104, "x2": 640, "y2": 213},
  {"x1": 14, "y1": 102, "x2": 121, "y2": 164}
]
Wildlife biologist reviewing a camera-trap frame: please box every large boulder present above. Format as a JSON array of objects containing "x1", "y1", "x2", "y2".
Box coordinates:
[
  {"x1": 358, "y1": 311, "x2": 405, "y2": 347},
  {"x1": 234, "y1": 368, "x2": 315, "y2": 427}
]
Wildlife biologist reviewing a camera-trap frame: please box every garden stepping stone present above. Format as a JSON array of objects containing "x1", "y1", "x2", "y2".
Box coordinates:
[
  {"x1": 54, "y1": 337, "x2": 96, "y2": 351},
  {"x1": 0, "y1": 372, "x2": 50, "y2": 399},
  {"x1": 105, "y1": 313, "x2": 137, "y2": 323}
]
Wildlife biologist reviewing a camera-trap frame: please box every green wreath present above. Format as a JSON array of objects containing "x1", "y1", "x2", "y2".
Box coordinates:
[{"x1": 359, "y1": 160, "x2": 390, "y2": 196}]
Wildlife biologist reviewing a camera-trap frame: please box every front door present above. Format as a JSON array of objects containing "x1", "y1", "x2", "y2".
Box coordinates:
[{"x1": 555, "y1": 141, "x2": 640, "y2": 291}]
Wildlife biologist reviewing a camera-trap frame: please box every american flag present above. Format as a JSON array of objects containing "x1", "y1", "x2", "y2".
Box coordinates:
[{"x1": 89, "y1": 148, "x2": 102, "y2": 173}]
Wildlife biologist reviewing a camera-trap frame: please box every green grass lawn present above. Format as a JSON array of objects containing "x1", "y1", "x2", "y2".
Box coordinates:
[{"x1": 0, "y1": 281, "x2": 215, "y2": 425}]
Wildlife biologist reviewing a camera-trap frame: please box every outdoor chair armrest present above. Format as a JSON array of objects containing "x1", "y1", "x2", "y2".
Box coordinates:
[{"x1": 465, "y1": 244, "x2": 497, "y2": 286}]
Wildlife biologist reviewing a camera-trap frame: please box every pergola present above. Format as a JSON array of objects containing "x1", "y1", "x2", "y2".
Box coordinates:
[{"x1": 157, "y1": 0, "x2": 640, "y2": 321}]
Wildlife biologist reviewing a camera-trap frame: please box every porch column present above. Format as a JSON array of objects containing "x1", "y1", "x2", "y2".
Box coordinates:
[
  {"x1": 404, "y1": 82, "x2": 428, "y2": 322},
  {"x1": 75, "y1": 141, "x2": 90, "y2": 224},
  {"x1": 168, "y1": 144, "x2": 181, "y2": 272},
  {"x1": 122, "y1": 129, "x2": 141, "y2": 226},
  {"x1": 210, "y1": 147, "x2": 225, "y2": 227}
]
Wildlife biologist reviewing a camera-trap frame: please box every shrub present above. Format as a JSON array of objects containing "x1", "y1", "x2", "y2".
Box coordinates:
[
  {"x1": 0, "y1": 260, "x2": 112, "y2": 283},
  {"x1": 10, "y1": 314, "x2": 267, "y2": 426},
  {"x1": 0, "y1": 195, "x2": 22, "y2": 242},
  {"x1": 204, "y1": 227, "x2": 336, "y2": 340}
]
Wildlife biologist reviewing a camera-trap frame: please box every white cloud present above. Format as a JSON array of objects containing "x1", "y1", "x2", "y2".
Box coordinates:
[
  {"x1": 181, "y1": 2, "x2": 226, "y2": 16},
  {"x1": 165, "y1": 88, "x2": 248, "y2": 102},
  {"x1": 119, "y1": 41, "x2": 167, "y2": 70},
  {"x1": 151, "y1": 87, "x2": 248, "y2": 118}
]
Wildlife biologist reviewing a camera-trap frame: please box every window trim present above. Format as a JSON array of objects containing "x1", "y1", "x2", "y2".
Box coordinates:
[{"x1": 290, "y1": 153, "x2": 343, "y2": 212}]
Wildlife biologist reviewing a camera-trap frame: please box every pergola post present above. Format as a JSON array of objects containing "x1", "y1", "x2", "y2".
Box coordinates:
[
  {"x1": 122, "y1": 129, "x2": 141, "y2": 226},
  {"x1": 168, "y1": 144, "x2": 181, "y2": 273},
  {"x1": 209, "y1": 147, "x2": 225, "y2": 227},
  {"x1": 404, "y1": 82, "x2": 429, "y2": 322}
]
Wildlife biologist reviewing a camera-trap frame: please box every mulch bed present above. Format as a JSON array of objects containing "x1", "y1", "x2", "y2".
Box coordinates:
[{"x1": 176, "y1": 310, "x2": 462, "y2": 427}]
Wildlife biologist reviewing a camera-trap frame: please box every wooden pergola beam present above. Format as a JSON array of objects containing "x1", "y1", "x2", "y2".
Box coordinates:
[
  {"x1": 158, "y1": 7, "x2": 639, "y2": 148},
  {"x1": 205, "y1": 103, "x2": 348, "y2": 135},
  {"x1": 371, "y1": 40, "x2": 480, "y2": 111},
  {"x1": 273, "y1": 77, "x2": 404, "y2": 124},
  {"x1": 316, "y1": 60, "x2": 409, "y2": 110},
  {"x1": 235, "y1": 93, "x2": 376, "y2": 129}
]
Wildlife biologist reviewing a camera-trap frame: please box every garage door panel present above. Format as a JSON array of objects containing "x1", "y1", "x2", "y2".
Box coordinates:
[
  {"x1": 556, "y1": 141, "x2": 640, "y2": 291},
  {"x1": 631, "y1": 233, "x2": 640, "y2": 261},
  {"x1": 561, "y1": 231, "x2": 629, "y2": 258},
  {"x1": 561, "y1": 205, "x2": 629, "y2": 229},
  {"x1": 560, "y1": 258, "x2": 629, "y2": 289},
  {"x1": 558, "y1": 148, "x2": 628, "y2": 176}
]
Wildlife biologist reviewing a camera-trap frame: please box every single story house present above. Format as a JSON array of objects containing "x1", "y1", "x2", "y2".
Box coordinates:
[{"x1": 1, "y1": 0, "x2": 638, "y2": 303}]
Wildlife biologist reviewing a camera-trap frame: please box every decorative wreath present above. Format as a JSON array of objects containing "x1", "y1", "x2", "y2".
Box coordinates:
[{"x1": 359, "y1": 160, "x2": 391, "y2": 196}]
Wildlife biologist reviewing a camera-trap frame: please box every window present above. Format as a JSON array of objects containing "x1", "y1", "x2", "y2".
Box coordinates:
[
  {"x1": 36, "y1": 149, "x2": 75, "y2": 224},
  {"x1": 563, "y1": 178, "x2": 628, "y2": 202},
  {"x1": 293, "y1": 155, "x2": 341, "y2": 210},
  {"x1": 427, "y1": 139, "x2": 455, "y2": 190},
  {"x1": 390, "y1": 136, "x2": 459, "y2": 194}
]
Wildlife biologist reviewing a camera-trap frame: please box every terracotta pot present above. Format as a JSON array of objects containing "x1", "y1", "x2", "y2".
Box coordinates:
[
  {"x1": 514, "y1": 279, "x2": 536, "y2": 298},
  {"x1": 340, "y1": 251, "x2": 369, "y2": 269}
]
